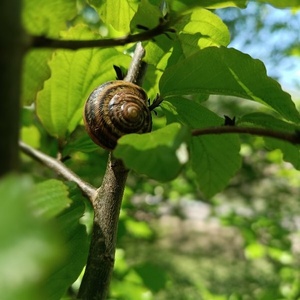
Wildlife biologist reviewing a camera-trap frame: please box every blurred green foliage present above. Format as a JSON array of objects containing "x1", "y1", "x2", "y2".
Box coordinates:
[{"x1": 3, "y1": 0, "x2": 299, "y2": 299}]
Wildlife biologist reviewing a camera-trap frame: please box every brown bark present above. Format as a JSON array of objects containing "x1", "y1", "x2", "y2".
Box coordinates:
[
  {"x1": 0, "y1": 0, "x2": 24, "y2": 176},
  {"x1": 78, "y1": 43, "x2": 146, "y2": 300},
  {"x1": 78, "y1": 155, "x2": 128, "y2": 300}
]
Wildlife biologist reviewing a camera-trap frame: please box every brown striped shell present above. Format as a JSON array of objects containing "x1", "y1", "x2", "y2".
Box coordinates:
[{"x1": 83, "y1": 80, "x2": 152, "y2": 150}]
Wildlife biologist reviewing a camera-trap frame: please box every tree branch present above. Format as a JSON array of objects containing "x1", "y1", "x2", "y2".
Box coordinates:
[
  {"x1": 78, "y1": 43, "x2": 147, "y2": 300},
  {"x1": 30, "y1": 18, "x2": 173, "y2": 50},
  {"x1": 78, "y1": 154, "x2": 129, "y2": 300},
  {"x1": 192, "y1": 126, "x2": 300, "y2": 144},
  {"x1": 19, "y1": 141, "x2": 97, "y2": 201}
]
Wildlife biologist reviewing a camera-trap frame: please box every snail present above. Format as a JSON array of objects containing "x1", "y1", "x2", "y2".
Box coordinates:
[{"x1": 83, "y1": 80, "x2": 152, "y2": 150}]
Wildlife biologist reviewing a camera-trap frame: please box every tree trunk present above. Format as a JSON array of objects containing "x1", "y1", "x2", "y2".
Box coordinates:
[{"x1": 0, "y1": 0, "x2": 24, "y2": 176}]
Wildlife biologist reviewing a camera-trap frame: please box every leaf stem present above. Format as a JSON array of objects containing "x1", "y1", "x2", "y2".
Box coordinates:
[{"x1": 192, "y1": 126, "x2": 300, "y2": 144}]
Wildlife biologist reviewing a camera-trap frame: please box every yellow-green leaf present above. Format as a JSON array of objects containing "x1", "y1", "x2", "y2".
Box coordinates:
[{"x1": 36, "y1": 25, "x2": 131, "y2": 140}]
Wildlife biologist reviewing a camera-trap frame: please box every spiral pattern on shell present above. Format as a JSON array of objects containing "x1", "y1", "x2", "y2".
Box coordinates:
[{"x1": 83, "y1": 80, "x2": 152, "y2": 150}]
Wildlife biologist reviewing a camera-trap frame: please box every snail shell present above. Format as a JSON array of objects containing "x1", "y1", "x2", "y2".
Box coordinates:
[{"x1": 83, "y1": 80, "x2": 152, "y2": 150}]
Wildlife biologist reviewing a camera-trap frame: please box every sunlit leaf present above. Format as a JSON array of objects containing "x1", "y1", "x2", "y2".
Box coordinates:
[
  {"x1": 111, "y1": 270, "x2": 150, "y2": 299},
  {"x1": 125, "y1": 219, "x2": 153, "y2": 238},
  {"x1": 36, "y1": 25, "x2": 131, "y2": 140},
  {"x1": 22, "y1": 50, "x2": 52, "y2": 105},
  {"x1": 22, "y1": 0, "x2": 77, "y2": 36},
  {"x1": 89, "y1": 0, "x2": 138, "y2": 32},
  {"x1": 21, "y1": 125, "x2": 41, "y2": 149},
  {"x1": 174, "y1": 8, "x2": 230, "y2": 57},
  {"x1": 160, "y1": 47, "x2": 300, "y2": 123},
  {"x1": 245, "y1": 243, "x2": 266, "y2": 259}
]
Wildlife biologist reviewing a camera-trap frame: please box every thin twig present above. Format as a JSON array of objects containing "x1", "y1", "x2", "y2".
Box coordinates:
[
  {"x1": 148, "y1": 94, "x2": 163, "y2": 111},
  {"x1": 192, "y1": 126, "x2": 300, "y2": 144},
  {"x1": 29, "y1": 18, "x2": 173, "y2": 50},
  {"x1": 124, "y1": 42, "x2": 146, "y2": 84},
  {"x1": 19, "y1": 141, "x2": 97, "y2": 201}
]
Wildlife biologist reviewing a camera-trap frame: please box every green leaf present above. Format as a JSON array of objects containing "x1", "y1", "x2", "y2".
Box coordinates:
[
  {"x1": 36, "y1": 25, "x2": 131, "y2": 140},
  {"x1": 245, "y1": 243, "x2": 266, "y2": 259},
  {"x1": 125, "y1": 219, "x2": 153, "y2": 238},
  {"x1": 160, "y1": 47, "x2": 300, "y2": 123},
  {"x1": 43, "y1": 190, "x2": 89, "y2": 300},
  {"x1": 144, "y1": 8, "x2": 229, "y2": 67},
  {"x1": 89, "y1": 0, "x2": 138, "y2": 32},
  {"x1": 0, "y1": 175, "x2": 62, "y2": 300},
  {"x1": 22, "y1": 50, "x2": 52, "y2": 105},
  {"x1": 130, "y1": 0, "x2": 162, "y2": 30},
  {"x1": 63, "y1": 127, "x2": 99, "y2": 155},
  {"x1": 174, "y1": 8, "x2": 230, "y2": 57},
  {"x1": 162, "y1": 97, "x2": 224, "y2": 127},
  {"x1": 22, "y1": 0, "x2": 77, "y2": 36},
  {"x1": 31, "y1": 179, "x2": 72, "y2": 220},
  {"x1": 191, "y1": 135, "x2": 241, "y2": 198},
  {"x1": 134, "y1": 263, "x2": 168, "y2": 292},
  {"x1": 111, "y1": 270, "x2": 150, "y2": 299},
  {"x1": 114, "y1": 123, "x2": 189, "y2": 181},
  {"x1": 21, "y1": 125, "x2": 41, "y2": 149},
  {"x1": 267, "y1": 139, "x2": 300, "y2": 169},
  {"x1": 239, "y1": 112, "x2": 298, "y2": 133},
  {"x1": 239, "y1": 112, "x2": 300, "y2": 169},
  {"x1": 162, "y1": 97, "x2": 241, "y2": 197}
]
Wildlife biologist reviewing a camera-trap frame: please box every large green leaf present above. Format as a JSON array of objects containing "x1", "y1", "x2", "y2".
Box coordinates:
[
  {"x1": 22, "y1": 0, "x2": 77, "y2": 37},
  {"x1": 130, "y1": 0, "x2": 162, "y2": 30},
  {"x1": 144, "y1": 7, "x2": 229, "y2": 67},
  {"x1": 160, "y1": 47, "x2": 300, "y2": 123},
  {"x1": 190, "y1": 135, "x2": 241, "y2": 198},
  {"x1": 43, "y1": 188, "x2": 89, "y2": 300},
  {"x1": 114, "y1": 123, "x2": 189, "y2": 181},
  {"x1": 0, "y1": 175, "x2": 63, "y2": 300},
  {"x1": 162, "y1": 98, "x2": 241, "y2": 197},
  {"x1": 22, "y1": 50, "x2": 52, "y2": 105},
  {"x1": 134, "y1": 0, "x2": 173, "y2": 71},
  {"x1": 174, "y1": 8, "x2": 230, "y2": 57},
  {"x1": 36, "y1": 25, "x2": 131, "y2": 140},
  {"x1": 89, "y1": 0, "x2": 139, "y2": 32}
]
